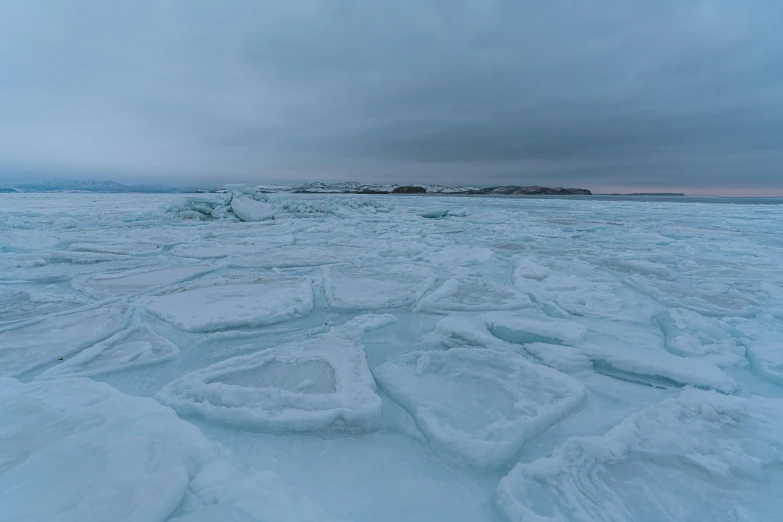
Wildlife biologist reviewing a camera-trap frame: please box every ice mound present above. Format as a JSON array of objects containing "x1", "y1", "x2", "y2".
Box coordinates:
[
  {"x1": 0, "y1": 377, "x2": 340, "y2": 522},
  {"x1": 169, "y1": 194, "x2": 234, "y2": 221},
  {"x1": 374, "y1": 348, "x2": 586, "y2": 471},
  {"x1": 77, "y1": 264, "x2": 212, "y2": 294},
  {"x1": 37, "y1": 325, "x2": 179, "y2": 379},
  {"x1": 168, "y1": 191, "x2": 393, "y2": 221},
  {"x1": 230, "y1": 195, "x2": 276, "y2": 222},
  {"x1": 416, "y1": 277, "x2": 534, "y2": 313},
  {"x1": 0, "y1": 299, "x2": 130, "y2": 377},
  {"x1": 323, "y1": 264, "x2": 436, "y2": 310},
  {"x1": 496, "y1": 389, "x2": 783, "y2": 522},
  {"x1": 143, "y1": 279, "x2": 314, "y2": 332},
  {"x1": 736, "y1": 317, "x2": 783, "y2": 387},
  {"x1": 654, "y1": 308, "x2": 745, "y2": 366},
  {"x1": 157, "y1": 315, "x2": 394, "y2": 433}
]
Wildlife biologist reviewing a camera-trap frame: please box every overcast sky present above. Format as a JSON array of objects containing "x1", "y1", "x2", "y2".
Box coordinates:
[{"x1": 1, "y1": 1, "x2": 782, "y2": 194}]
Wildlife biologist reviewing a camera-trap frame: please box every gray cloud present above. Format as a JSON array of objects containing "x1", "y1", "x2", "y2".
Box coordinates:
[{"x1": 1, "y1": 1, "x2": 782, "y2": 192}]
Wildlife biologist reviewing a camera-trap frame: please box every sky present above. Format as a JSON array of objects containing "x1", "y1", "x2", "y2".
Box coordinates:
[{"x1": 1, "y1": 1, "x2": 782, "y2": 194}]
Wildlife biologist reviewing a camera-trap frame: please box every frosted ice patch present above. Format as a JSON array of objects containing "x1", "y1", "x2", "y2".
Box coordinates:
[
  {"x1": 374, "y1": 348, "x2": 586, "y2": 471},
  {"x1": 323, "y1": 264, "x2": 436, "y2": 310},
  {"x1": 47, "y1": 250, "x2": 127, "y2": 264},
  {"x1": 78, "y1": 265, "x2": 212, "y2": 293},
  {"x1": 143, "y1": 279, "x2": 313, "y2": 332},
  {"x1": 0, "y1": 299, "x2": 130, "y2": 377},
  {"x1": 37, "y1": 325, "x2": 179, "y2": 379},
  {"x1": 157, "y1": 317, "x2": 390, "y2": 433},
  {"x1": 416, "y1": 277, "x2": 534, "y2": 313},
  {"x1": 0, "y1": 377, "x2": 339, "y2": 522},
  {"x1": 496, "y1": 389, "x2": 783, "y2": 522},
  {"x1": 170, "y1": 237, "x2": 294, "y2": 259},
  {"x1": 69, "y1": 241, "x2": 163, "y2": 256},
  {"x1": 0, "y1": 287, "x2": 90, "y2": 324},
  {"x1": 421, "y1": 245, "x2": 494, "y2": 266},
  {"x1": 227, "y1": 245, "x2": 363, "y2": 269}
]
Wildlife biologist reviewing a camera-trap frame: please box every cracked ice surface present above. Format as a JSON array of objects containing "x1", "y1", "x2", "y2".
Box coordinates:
[{"x1": 1, "y1": 192, "x2": 783, "y2": 522}]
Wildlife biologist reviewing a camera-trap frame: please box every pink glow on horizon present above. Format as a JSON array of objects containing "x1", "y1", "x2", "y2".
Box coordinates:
[{"x1": 589, "y1": 186, "x2": 783, "y2": 197}]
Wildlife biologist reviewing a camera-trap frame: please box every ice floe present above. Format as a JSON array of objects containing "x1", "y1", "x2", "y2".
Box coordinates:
[
  {"x1": 374, "y1": 348, "x2": 586, "y2": 471},
  {"x1": 143, "y1": 278, "x2": 314, "y2": 332},
  {"x1": 37, "y1": 325, "x2": 179, "y2": 379},
  {"x1": 0, "y1": 299, "x2": 130, "y2": 377},
  {"x1": 157, "y1": 315, "x2": 394, "y2": 433},
  {"x1": 496, "y1": 389, "x2": 783, "y2": 522}
]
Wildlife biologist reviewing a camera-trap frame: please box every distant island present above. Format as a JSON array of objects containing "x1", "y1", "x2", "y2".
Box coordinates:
[
  {"x1": 0, "y1": 178, "x2": 591, "y2": 196},
  {"x1": 466, "y1": 186, "x2": 591, "y2": 196}
]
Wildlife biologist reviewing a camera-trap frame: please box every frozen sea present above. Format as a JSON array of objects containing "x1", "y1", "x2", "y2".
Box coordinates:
[{"x1": 1, "y1": 191, "x2": 783, "y2": 522}]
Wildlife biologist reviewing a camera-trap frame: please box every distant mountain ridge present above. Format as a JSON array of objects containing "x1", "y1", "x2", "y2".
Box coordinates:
[
  {"x1": 1, "y1": 178, "x2": 592, "y2": 196},
  {"x1": 2, "y1": 179, "x2": 202, "y2": 193}
]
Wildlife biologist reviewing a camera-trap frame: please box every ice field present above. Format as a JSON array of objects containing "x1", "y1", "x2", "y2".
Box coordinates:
[{"x1": 1, "y1": 190, "x2": 783, "y2": 522}]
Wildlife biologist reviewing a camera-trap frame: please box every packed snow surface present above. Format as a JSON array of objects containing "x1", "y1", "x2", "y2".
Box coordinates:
[{"x1": 1, "y1": 191, "x2": 783, "y2": 522}]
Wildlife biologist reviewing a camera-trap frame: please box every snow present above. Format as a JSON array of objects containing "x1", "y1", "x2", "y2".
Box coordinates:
[
  {"x1": 0, "y1": 377, "x2": 339, "y2": 522},
  {"x1": 1, "y1": 191, "x2": 783, "y2": 522}
]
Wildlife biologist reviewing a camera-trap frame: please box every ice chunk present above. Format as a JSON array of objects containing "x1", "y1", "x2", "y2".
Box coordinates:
[
  {"x1": 0, "y1": 377, "x2": 340, "y2": 522},
  {"x1": 421, "y1": 209, "x2": 450, "y2": 219},
  {"x1": 0, "y1": 299, "x2": 130, "y2": 377},
  {"x1": 374, "y1": 348, "x2": 586, "y2": 471},
  {"x1": 157, "y1": 317, "x2": 389, "y2": 433},
  {"x1": 323, "y1": 264, "x2": 436, "y2": 310},
  {"x1": 230, "y1": 195, "x2": 276, "y2": 222},
  {"x1": 654, "y1": 308, "x2": 745, "y2": 366},
  {"x1": 37, "y1": 325, "x2": 179, "y2": 379},
  {"x1": 416, "y1": 277, "x2": 534, "y2": 313},
  {"x1": 585, "y1": 343, "x2": 738, "y2": 393},
  {"x1": 225, "y1": 183, "x2": 247, "y2": 194},
  {"x1": 143, "y1": 279, "x2": 313, "y2": 332},
  {"x1": 484, "y1": 312, "x2": 588, "y2": 346},
  {"x1": 496, "y1": 389, "x2": 783, "y2": 522},
  {"x1": 512, "y1": 257, "x2": 552, "y2": 282}
]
